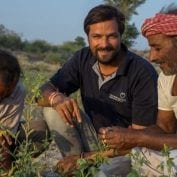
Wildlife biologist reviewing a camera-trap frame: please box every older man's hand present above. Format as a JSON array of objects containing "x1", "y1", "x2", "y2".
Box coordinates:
[{"x1": 99, "y1": 126, "x2": 137, "y2": 150}]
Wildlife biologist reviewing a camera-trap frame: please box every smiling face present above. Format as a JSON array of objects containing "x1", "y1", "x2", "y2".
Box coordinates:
[
  {"x1": 88, "y1": 19, "x2": 121, "y2": 65},
  {"x1": 147, "y1": 34, "x2": 177, "y2": 75}
]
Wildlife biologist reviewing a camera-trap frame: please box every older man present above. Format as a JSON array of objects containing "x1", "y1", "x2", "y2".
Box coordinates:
[{"x1": 99, "y1": 3, "x2": 177, "y2": 176}]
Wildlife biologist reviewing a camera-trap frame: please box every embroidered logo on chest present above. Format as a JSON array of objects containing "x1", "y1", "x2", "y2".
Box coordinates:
[{"x1": 109, "y1": 92, "x2": 126, "y2": 103}]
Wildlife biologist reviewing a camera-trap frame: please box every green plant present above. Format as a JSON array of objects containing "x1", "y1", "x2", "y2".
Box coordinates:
[
  {"x1": 71, "y1": 142, "x2": 109, "y2": 177},
  {"x1": 0, "y1": 72, "x2": 49, "y2": 177},
  {"x1": 128, "y1": 145, "x2": 177, "y2": 177},
  {"x1": 157, "y1": 144, "x2": 176, "y2": 177},
  {"x1": 10, "y1": 129, "x2": 40, "y2": 177},
  {"x1": 127, "y1": 149, "x2": 149, "y2": 177},
  {"x1": 8, "y1": 73, "x2": 46, "y2": 176}
]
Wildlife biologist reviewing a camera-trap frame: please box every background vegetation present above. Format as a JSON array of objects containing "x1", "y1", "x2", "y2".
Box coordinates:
[{"x1": 0, "y1": 0, "x2": 147, "y2": 64}]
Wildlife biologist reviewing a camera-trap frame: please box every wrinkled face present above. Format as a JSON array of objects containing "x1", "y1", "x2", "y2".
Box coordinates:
[
  {"x1": 88, "y1": 19, "x2": 121, "y2": 64},
  {"x1": 0, "y1": 80, "x2": 15, "y2": 102},
  {"x1": 147, "y1": 34, "x2": 177, "y2": 75}
]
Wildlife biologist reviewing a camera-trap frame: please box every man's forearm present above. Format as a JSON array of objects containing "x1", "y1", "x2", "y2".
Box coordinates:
[
  {"x1": 138, "y1": 131, "x2": 177, "y2": 150},
  {"x1": 36, "y1": 81, "x2": 57, "y2": 107},
  {"x1": 141, "y1": 125, "x2": 166, "y2": 134}
]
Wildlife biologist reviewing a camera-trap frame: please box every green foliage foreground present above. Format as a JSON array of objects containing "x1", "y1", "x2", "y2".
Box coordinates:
[{"x1": 0, "y1": 73, "x2": 176, "y2": 177}]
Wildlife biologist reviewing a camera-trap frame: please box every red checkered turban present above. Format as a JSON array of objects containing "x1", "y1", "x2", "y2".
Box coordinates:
[{"x1": 141, "y1": 13, "x2": 177, "y2": 37}]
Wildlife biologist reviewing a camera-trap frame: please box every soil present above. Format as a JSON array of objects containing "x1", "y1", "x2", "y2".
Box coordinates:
[{"x1": 34, "y1": 141, "x2": 62, "y2": 177}]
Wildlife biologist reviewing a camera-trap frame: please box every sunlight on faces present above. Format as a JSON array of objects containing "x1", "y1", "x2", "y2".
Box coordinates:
[
  {"x1": 88, "y1": 19, "x2": 121, "y2": 64},
  {"x1": 147, "y1": 34, "x2": 177, "y2": 75}
]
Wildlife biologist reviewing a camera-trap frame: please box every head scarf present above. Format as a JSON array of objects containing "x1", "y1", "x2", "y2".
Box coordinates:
[{"x1": 141, "y1": 13, "x2": 177, "y2": 37}]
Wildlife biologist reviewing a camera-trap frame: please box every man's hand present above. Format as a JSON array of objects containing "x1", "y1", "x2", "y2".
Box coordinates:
[
  {"x1": 57, "y1": 155, "x2": 79, "y2": 175},
  {"x1": 57, "y1": 151, "x2": 110, "y2": 175},
  {"x1": 57, "y1": 148, "x2": 131, "y2": 176},
  {"x1": 52, "y1": 93, "x2": 82, "y2": 126},
  {"x1": 38, "y1": 82, "x2": 82, "y2": 126},
  {"x1": 99, "y1": 126, "x2": 137, "y2": 150}
]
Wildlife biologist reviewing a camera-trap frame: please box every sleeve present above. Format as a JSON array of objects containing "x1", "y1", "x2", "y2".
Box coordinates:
[
  {"x1": 158, "y1": 73, "x2": 172, "y2": 111},
  {"x1": 0, "y1": 82, "x2": 26, "y2": 133},
  {"x1": 131, "y1": 65, "x2": 158, "y2": 126},
  {"x1": 50, "y1": 51, "x2": 81, "y2": 95}
]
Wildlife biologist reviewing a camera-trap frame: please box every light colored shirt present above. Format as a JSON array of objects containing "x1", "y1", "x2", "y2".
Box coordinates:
[
  {"x1": 0, "y1": 81, "x2": 26, "y2": 133},
  {"x1": 158, "y1": 72, "x2": 177, "y2": 118},
  {"x1": 92, "y1": 61, "x2": 116, "y2": 89}
]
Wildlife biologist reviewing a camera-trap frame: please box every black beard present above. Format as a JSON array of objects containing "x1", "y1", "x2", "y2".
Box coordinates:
[
  {"x1": 96, "y1": 49, "x2": 120, "y2": 65},
  {"x1": 97, "y1": 55, "x2": 117, "y2": 65}
]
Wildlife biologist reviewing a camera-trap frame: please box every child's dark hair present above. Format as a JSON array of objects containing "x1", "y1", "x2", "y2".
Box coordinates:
[{"x1": 0, "y1": 49, "x2": 21, "y2": 85}]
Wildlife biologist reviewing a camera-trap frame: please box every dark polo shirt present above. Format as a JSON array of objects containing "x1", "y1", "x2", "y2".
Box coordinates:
[{"x1": 50, "y1": 45, "x2": 158, "y2": 132}]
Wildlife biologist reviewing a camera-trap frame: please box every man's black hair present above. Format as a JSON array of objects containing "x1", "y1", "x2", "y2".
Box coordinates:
[{"x1": 84, "y1": 4, "x2": 125, "y2": 36}]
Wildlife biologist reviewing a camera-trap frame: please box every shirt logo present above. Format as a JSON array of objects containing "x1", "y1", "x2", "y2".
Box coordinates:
[{"x1": 109, "y1": 92, "x2": 126, "y2": 103}]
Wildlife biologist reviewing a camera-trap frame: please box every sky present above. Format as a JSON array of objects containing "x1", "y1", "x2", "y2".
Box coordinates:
[{"x1": 0, "y1": 0, "x2": 176, "y2": 50}]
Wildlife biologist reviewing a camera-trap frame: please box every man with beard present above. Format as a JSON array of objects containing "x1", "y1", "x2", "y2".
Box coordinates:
[
  {"x1": 38, "y1": 4, "x2": 158, "y2": 176},
  {"x1": 99, "y1": 3, "x2": 177, "y2": 176}
]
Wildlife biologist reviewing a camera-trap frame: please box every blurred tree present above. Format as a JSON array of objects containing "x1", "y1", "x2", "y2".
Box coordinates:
[
  {"x1": 0, "y1": 24, "x2": 7, "y2": 34},
  {"x1": 75, "y1": 36, "x2": 86, "y2": 47},
  {"x1": 0, "y1": 24, "x2": 23, "y2": 50},
  {"x1": 0, "y1": 24, "x2": 87, "y2": 65},
  {"x1": 58, "y1": 36, "x2": 86, "y2": 64},
  {"x1": 104, "y1": 0, "x2": 146, "y2": 47},
  {"x1": 44, "y1": 52, "x2": 61, "y2": 64},
  {"x1": 23, "y1": 39, "x2": 51, "y2": 54}
]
